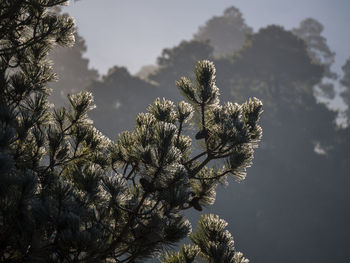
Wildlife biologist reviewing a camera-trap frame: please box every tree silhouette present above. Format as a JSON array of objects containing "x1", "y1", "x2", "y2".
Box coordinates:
[
  {"x1": 340, "y1": 58, "x2": 350, "y2": 122},
  {"x1": 49, "y1": 32, "x2": 99, "y2": 107},
  {"x1": 223, "y1": 25, "x2": 323, "y2": 104},
  {"x1": 293, "y1": 18, "x2": 337, "y2": 99},
  {"x1": 88, "y1": 66, "x2": 159, "y2": 137},
  {"x1": 194, "y1": 6, "x2": 253, "y2": 57},
  {"x1": 211, "y1": 25, "x2": 348, "y2": 263},
  {"x1": 149, "y1": 40, "x2": 214, "y2": 101}
]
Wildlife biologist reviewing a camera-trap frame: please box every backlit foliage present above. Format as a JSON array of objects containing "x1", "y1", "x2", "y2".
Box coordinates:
[{"x1": 0, "y1": 1, "x2": 262, "y2": 262}]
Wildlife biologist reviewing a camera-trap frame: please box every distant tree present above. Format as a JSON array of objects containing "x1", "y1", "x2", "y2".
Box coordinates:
[
  {"x1": 135, "y1": 64, "x2": 159, "y2": 81},
  {"x1": 88, "y1": 66, "x2": 159, "y2": 137},
  {"x1": 0, "y1": 1, "x2": 263, "y2": 261},
  {"x1": 213, "y1": 25, "x2": 336, "y2": 184},
  {"x1": 222, "y1": 25, "x2": 323, "y2": 106},
  {"x1": 49, "y1": 32, "x2": 99, "y2": 107},
  {"x1": 293, "y1": 18, "x2": 336, "y2": 79},
  {"x1": 214, "y1": 25, "x2": 336, "y2": 170},
  {"x1": 340, "y1": 58, "x2": 350, "y2": 121},
  {"x1": 210, "y1": 25, "x2": 348, "y2": 263},
  {"x1": 194, "y1": 6, "x2": 253, "y2": 57},
  {"x1": 293, "y1": 18, "x2": 337, "y2": 99},
  {"x1": 149, "y1": 40, "x2": 214, "y2": 101}
]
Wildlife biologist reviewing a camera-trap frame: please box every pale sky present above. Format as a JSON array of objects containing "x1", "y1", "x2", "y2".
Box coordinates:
[{"x1": 63, "y1": 0, "x2": 349, "y2": 76}]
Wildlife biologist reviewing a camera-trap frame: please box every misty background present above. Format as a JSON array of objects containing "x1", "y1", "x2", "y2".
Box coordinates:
[{"x1": 48, "y1": 1, "x2": 350, "y2": 262}]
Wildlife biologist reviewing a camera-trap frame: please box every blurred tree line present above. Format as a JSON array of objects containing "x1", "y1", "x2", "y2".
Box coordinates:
[{"x1": 49, "y1": 6, "x2": 350, "y2": 263}]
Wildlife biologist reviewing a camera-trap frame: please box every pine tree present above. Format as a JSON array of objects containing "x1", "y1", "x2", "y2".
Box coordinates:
[
  {"x1": 162, "y1": 214, "x2": 249, "y2": 263},
  {"x1": 0, "y1": 1, "x2": 262, "y2": 262}
]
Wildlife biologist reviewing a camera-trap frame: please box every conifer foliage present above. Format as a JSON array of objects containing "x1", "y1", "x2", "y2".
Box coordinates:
[
  {"x1": 0, "y1": 1, "x2": 262, "y2": 262},
  {"x1": 162, "y1": 214, "x2": 249, "y2": 263}
]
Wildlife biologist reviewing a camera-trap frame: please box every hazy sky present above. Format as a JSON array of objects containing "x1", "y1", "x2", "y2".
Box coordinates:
[{"x1": 64, "y1": 0, "x2": 349, "y2": 75}]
